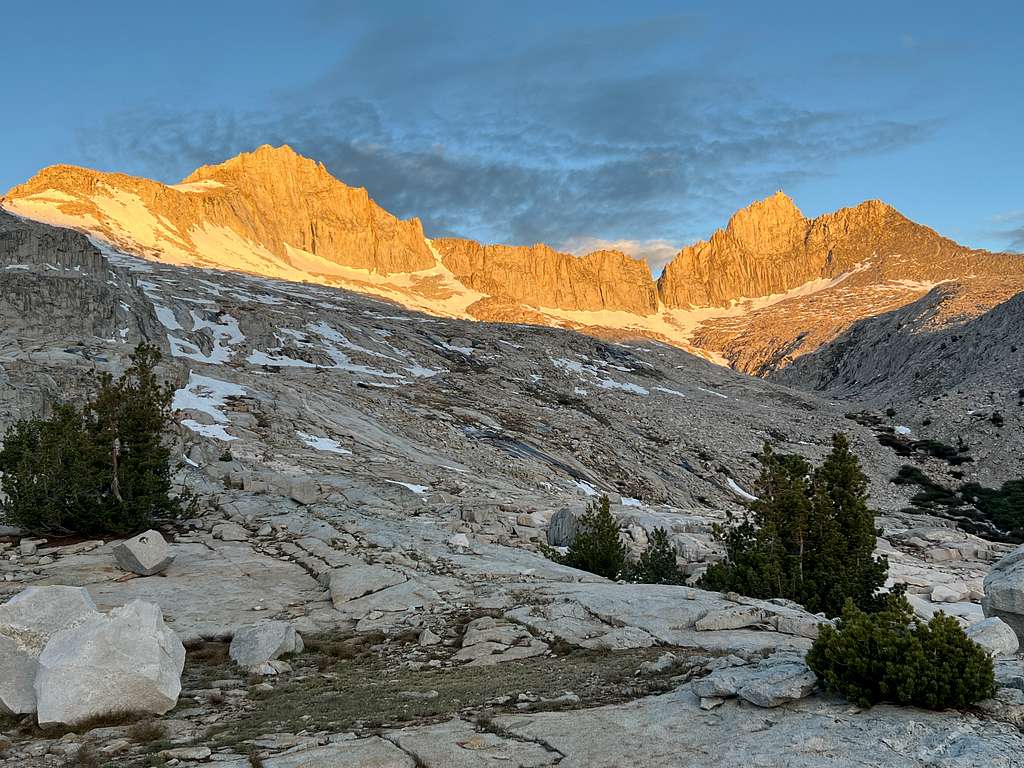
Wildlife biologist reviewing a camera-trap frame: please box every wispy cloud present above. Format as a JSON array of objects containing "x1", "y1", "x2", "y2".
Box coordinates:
[
  {"x1": 559, "y1": 236, "x2": 681, "y2": 276},
  {"x1": 75, "y1": 6, "x2": 938, "y2": 268},
  {"x1": 987, "y1": 210, "x2": 1024, "y2": 252}
]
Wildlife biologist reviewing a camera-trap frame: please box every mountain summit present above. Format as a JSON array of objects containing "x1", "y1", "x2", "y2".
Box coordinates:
[{"x1": 4, "y1": 146, "x2": 1022, "y2": 370}]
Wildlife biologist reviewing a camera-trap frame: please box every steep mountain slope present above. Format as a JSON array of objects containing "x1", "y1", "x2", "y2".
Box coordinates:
[
  {"x1": 4, "y1": 145, "x2": 435, "y2": 275},
  {"x1": 769, "y1": 285, "x2": 1024, "y2": 488},
  {"x1": 4, "y1": 145, "x2": 1022, "y2": 378},
  {"x1": 0, "y1": 208, "x2": 898, "y2": 514}
]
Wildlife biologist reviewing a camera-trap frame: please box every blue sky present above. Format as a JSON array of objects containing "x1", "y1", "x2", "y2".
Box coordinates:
[{"x1": 3, "y1": 1, "x2": 1022, "y2": 268}]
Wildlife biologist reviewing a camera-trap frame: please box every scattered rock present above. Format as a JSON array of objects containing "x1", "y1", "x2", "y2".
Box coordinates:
[
  {"x1": 692, "y1": 653, "x2": 817, "y2": 708},
  {"x1": 113, "y1": 529, "x2": 175, "y2": 576},
  {"x1": 694, "y1": 605, "x2": 768, "y2": 631},
  {"x1": 229, "y1": 621, "x2": 304, "y2": 668},
  {"x1": 447, "y1": 533, "x2": 471, "y2": 550},
  {"x1": 328, "y1": 565, "x2": 406, "y2": 607},
  {"x1": 453, "y1": 616, "x2": 549, "y2": 666},
  {"x1": 213, "y1": 522, "x2": 250, "y2": 541},
  {"x1": 638, "y1": 652, "x2": 677, "y2": 675},
  {"x1": 161, "y1": 746, "x2": 213, "y2": 760},
  {"x1": 418, "y1": 628, "x2": 441, "y2": 646},
  {"x1": 966, "y1": 617, "x2": 1020, "y2": 657},
  {"x1": 984, "y1": 545, "x2": 1024, "y2": 643},
  {"x1": 546, "y1": 505, "x2": 585, "y2": 547}
]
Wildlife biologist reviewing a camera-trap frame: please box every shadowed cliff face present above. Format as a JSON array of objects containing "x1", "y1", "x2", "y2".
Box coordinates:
[{"x1": 4, "y1": 145, "x2": 1023, "y2": 381}]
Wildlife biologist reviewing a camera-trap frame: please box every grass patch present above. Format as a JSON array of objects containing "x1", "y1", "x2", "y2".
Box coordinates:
[{"x1": 198, "y1": 630, "x2": 688, "y2": 751}]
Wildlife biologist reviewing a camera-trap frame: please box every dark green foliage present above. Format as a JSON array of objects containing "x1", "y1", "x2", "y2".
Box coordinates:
[
  {"x1": 626, "y1": 527, "x2": 684, "y2": 585},
  {"x1": 559, "y1": 495, "x2": 627, "y2": 580},
  {"x1": 894, "y1": 465, "x2": 1024, "y2": 542},
  {"x1": 892, "y1": 465, "x2": 962, "y2": 511},
  {"x1": 885, "y1": 407, "x2": 897, "y2": 418},
  {"x1": 700, "y1": 434, "x2": 887, "y2": 617},
  {"x1": 990, "y1": 411, "x2": 1005, "y2": 428},
  {"x1": 876, "y1": 433, "x2": 974, "y2": 466},
  {"x1": 0, "y1": 344, "x2": 179, "y2": 535},
  {"x1": 962, "y1": 479, "x2": 1024, "y2": 539},
  {"x1": 807, "y1": 590, "x2": 996, "y2": 709}
]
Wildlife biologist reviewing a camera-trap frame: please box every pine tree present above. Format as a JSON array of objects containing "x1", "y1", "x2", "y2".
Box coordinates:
[
  {"x1": 627, "y1": 527, "x2": 684, "y2": 585},
  {"x1": 806, "y1": 433, "x2": 888, "y2": 615},
  {"x1": 807, "y1": 589, "x2": 996, "y2": 709},
  {"x1": 699, "y1": 434, "x2": 887, "y2": 617},
  {"x1": 88, "y1": 343, "x2": 179, "y2": 533},
  {"x1": 0, "y1": 344, "x2": 180, "y2": 535},
  {"x1": 561, "y1": 495, "x2": 627, "y2": 580}
]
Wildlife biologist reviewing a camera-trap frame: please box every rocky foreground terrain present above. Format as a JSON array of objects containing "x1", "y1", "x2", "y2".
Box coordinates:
[{"x1": 3, "y1": 205, "x2": 1024, "y2": 766}]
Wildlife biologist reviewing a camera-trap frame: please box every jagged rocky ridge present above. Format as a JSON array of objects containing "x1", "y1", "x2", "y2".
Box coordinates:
[{"x1": 5, "y1": 145, "x2": 1022, "y2": 379}]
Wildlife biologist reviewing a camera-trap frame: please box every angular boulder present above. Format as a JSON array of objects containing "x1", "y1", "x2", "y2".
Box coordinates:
[
  {"x1": 113, "y1": 529, "x2": 175, "y2": 576},
  {"x1": 229, "y1": 621, "x2": 303, "y2": 668},
  {"x1": 0, "y1": 586, "x2": 99, "y2": 715},
  {"x1": 546, "y1": 505, "x2": 585, "y2": 547},
  {"x1": 329, "y1": 564, "x2": 406, "y2": 608},
  {"x1": 34, "y1": 600, "x2": 185, "y2": 727},
  {"x1": 983, "y1": 544, "x2": 1024, "y2": 643},
  {"x1": 692, "y1": 653, "x2": 817, "y2": 708},
  {"x1": 967, "y1": 617, "x2": 1020, "y2": 657}
]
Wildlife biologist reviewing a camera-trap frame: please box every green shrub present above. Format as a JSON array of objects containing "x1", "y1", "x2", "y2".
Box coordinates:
[
  {"x1": 700, "y1": 433, "x2": 887, "y2": 617},
  {"x1": 0, "y1": 344, "x2": 180, "y2": 535},
  {"x1": 558, "y1": 495, "x2": 627, "y2": 580},
  {"x1": 807, "y1": 591, "x2": 996, "y2": 709},
  {"x1": 626, "y1": 527, "x2": 684, "y2": 585},
  {"x1": 962, "y1": 479, "x2": 1024, "y2": 538}
]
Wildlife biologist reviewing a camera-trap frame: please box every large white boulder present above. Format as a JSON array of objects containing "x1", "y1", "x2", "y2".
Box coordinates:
[
  {"x1": 34, "y1": 600, "x2": 185, "y2": 727},
  {"x1": 0, "y1": 586, "x2": 99, "y2": 715},
  {"x1": 966, "y1": 617, "x2": 1020, "y2": 657},
  {"x1": 983, "y1": 544, "x2": 1024, "y2": 643},
  {"x1": 229, "y1": 621, "x2": 303, "y2": 668},
  {"x1": 113, "y1": 529, "x2": 175, "y2": 576}
]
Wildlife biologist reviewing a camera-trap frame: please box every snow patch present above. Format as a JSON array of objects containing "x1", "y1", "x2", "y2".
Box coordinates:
[
  {"x1": 296, "y1": 431, "x2": 352, "y2": 455},
  {"x1": 697, "y1": 387, "x2": 728, "y2": 400},
  {"x1": 598, "y1": 379, "x2": 649, "y2": 395},
  {"x1": 172, "y1": 373, "x2": 246, "y2": 442},
  {"x1": 653, "y1": 386, "x2": 686, "y2": 398},
  {"x1": 726, "y1": 477, "x2": 758, "y2": 501},
  {"x1": 386, "y1": 480, "x2": 430, "y2": 494}
]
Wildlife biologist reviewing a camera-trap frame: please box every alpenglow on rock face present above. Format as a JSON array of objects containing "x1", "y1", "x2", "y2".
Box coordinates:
[
  {"x1": 34, "y1": 600, "x2": 185, "y2": 727},
  {"x1": 5, "y1": 144, "x2": 436, "y2": 277},
  {"x1": 5, "y1": 147, "x2": 1023, "y2": 377},
  {"x1": 432, "y1": 238, "x2": 659, "y2": 314}
]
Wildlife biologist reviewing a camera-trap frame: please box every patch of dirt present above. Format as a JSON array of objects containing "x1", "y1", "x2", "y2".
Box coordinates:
[{"x1": 193, "y1": 631, "x2": 696, "y2": 751}]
